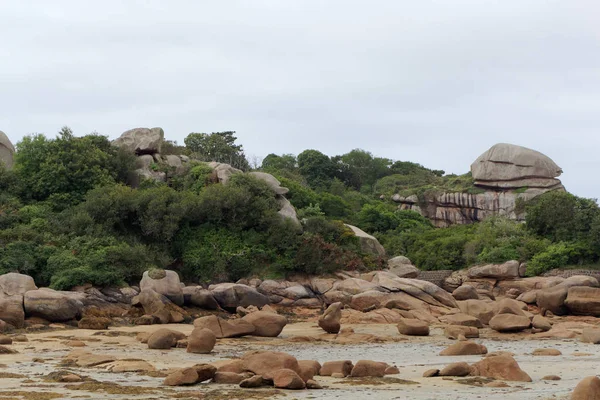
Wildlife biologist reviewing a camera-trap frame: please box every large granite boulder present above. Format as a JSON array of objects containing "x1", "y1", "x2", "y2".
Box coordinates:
[
  {"x1": 0, "y1": 130, "x2": 15, "y2": 169},
  {"x1": 470, "y1": 354, "x2": 531, "y2": 382},
  {"x1": 140, "y1": 270, "x2": 184, "y2": 306},
  {"x1": 207, "y1": 162, "x2": 242, "y2": 184},
  {"x1": 276, "y1": 195, "x2": 301, "y2": 228},
  {"x1": 209, "y1": 283, "x2": 270, "y2": 313},
  {"x1": 0, "y1": 295, "x2": 25, "y2": 328},
  {"x1": 565, "y1": 286, "x2": 600, "y2": 316},
  {"x1": 467, "y1": 260, "x2": 521, "y2": 279},
  {"x1": 182, "y1": 286, "x2": 219, "y2": 309},
  {"x1": 571, "y1": 376, "x2": 600, "y2": 400},
  {"x1": 318, "y1": 302, "x2": 342, "y2": 334},
  {"x1": 133, "y1": 288, "x2": 185, "y2": 324},
  {"x1": 194, "y1": 315, "x2": 255, "y2": 338},
  {"x1": 0, "y1": 273, "x2": 37, "y2": 296},
  {"x1": 113, "y1": 127, "x2": 164, "y2": 154},
  {"x1": 248, "y1": 172, "x2": 289, "y2": 195},
  {"x1": 242, "y1": 311, "x2": 287, "y2": 337},
  {"x1": 370, "y1": 273, "x2": 458, "y2": 308},
  {"x1": 345, "y1": 224, "x2": 386, "y2": 257},
  {"x1": 387, "y1": 256, "x2": 419, "y2": 278},
  {"x1": 471, "y1": 143, "x2": 563, "y2": 189},
  {"x1": 24, "y1": 288, "x2": 83, "y2": 322}
]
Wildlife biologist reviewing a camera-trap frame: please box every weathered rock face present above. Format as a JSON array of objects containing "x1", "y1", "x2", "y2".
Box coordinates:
[
  {"x1": 0, "y1": 130, "x2": 15, "y2": 169},
  {"x1": 471, "y1": 143, "x2": 563, "y2": 189},
  {"x1": 393, "y1": 143, "x2": 564, "y2": 227},
  {"x1": 113, "y1": 127, "x2": 164, "y2": 155}
]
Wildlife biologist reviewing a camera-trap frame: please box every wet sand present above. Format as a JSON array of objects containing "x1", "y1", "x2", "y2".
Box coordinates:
[{"x1": 0, "y1": 321, "x2": 594, "y2": 399}]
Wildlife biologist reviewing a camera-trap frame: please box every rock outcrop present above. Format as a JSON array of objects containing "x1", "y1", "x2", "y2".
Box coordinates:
[
  {"x1": 393, "y1": 143, "x2": 564, "y2": 227},
  {"x1": 471, "y1": 143, "x2": 563, "y2": 189},
  {"x1": 0, "y1": 130, "x2": 15, "y2": 169}
]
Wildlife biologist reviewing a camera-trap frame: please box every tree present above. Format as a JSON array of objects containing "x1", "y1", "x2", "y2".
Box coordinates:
[
  {"x1": 337, "y1": 149, "x2": 392, "y2": 190},
  {"x1": 261, "y1": 153, "x2": 297, "y2": 172},
  {"x1": 297, "y1": 149, "x2": 335, "y2": 189},
  {"x1": 184, "y1": 131, "x2": 249, "y2": 170},
  {"x1": 14, "y1": 127, "x2": 135, "y2": 207}
]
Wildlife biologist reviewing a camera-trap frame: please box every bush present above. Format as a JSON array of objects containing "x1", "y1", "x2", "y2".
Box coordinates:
[
  {"x1": 180, "y1": 227, "x2": 270, "y2": 283},
  {"x1": 14, "y1": 128, "x2": 135, "y2": 206},
  {"x1": 526, "y1": 242, "x2": 573, "y2": 276}
]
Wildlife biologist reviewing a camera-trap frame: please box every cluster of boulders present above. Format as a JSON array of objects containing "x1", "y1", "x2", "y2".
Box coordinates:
[
  {"x1": 158, "y1": 350, "x2": 399, "y2": 389},
  {"x1": 445, "y1": 260, "x2": 600, "y2": 320},
  {"x1": 392, "y1": 143, "x2": 566, "y2": 227},
  {"x1": 0, "y1": 272, "x2": 138, "y2": 331}
]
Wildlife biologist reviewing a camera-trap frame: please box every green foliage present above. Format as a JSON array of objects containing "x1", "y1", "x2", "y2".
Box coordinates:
[
  {"x1": 261, "y1": 153, "x2": 297, "y2": 172},
  {"x1": 14, "y1": 127, "x2": 135, "y2": 207},
  {"x1": 526, "y1": 242, "x2": 573, "y2": 276},
  {"x1": 4, "y1": 129, "x2": 598, "y2": 288},
  {"x1": 297, "y1": 149, "x2": 336, "y2": 189},
  {"x1": 184, "y1": 131, "x2": 249, "y2": 170},
  {"x1": 180, "y1": 227, "x2": 269, "y2": 283}
]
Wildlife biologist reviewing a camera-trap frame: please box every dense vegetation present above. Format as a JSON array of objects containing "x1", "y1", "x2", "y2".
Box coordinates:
[{"x1": 1, "y1": 128, "x2": 599, "y2": 290}]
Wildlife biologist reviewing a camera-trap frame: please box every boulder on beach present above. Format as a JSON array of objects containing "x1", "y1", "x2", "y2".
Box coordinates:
[
  {"x1": 571, "y1": 376, "x2": 600, "y2": 400},
  {"x1": 439, "y1": 341, "x2": 487, "y2": 356},
  {"x1": 23, "y1": 288, "x2": 83, "y2": 322},
  {"x1": 140, "y1": 270, "x2": 184, "y2": 306},
  {"x1": 470, "y1": 354, "x2": 531, "y2": 382},
  {"x1": 242, "y1": 310, "x2": 287, "y2": 337},
  {"x1": 318, "y1": 302, "x2": 342, "y2": 334},
  {"x1": 396, "y1": 318, "x2": 429, "y2": 336}
]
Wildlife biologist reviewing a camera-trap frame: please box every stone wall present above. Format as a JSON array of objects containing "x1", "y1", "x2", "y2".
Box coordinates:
[
  {"x1": 416, "y1": 270, "x2": 454, "y2": 288},
  {"x1": 543, "y1": 269, "x2": 600, "y2": 281}
]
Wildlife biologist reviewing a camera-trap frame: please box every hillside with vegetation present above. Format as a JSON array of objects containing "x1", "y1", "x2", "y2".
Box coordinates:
[{"x1": 1, "y1": 127, "x2": 599, "y2": 291}]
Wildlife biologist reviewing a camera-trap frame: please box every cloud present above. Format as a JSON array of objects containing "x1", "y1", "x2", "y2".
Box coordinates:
[{"x1": 1, "y1": 0, "x2": 599, "y2": 197}]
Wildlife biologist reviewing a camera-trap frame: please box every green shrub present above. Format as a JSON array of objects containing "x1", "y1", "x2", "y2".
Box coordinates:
[{"x1": 526, "y1": 242, "x2": 573, "y2": 276}]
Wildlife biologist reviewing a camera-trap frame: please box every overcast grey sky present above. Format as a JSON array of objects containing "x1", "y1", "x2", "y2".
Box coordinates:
[{"x1": 1, "y1": 1, "x2": 598, "y2": 197}]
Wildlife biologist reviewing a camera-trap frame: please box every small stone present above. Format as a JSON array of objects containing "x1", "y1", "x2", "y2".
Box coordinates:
[
  {"x1": 485, "y1": 381, "x2": 510, "y2": 387},
  {"x1": 439, "y1": 362, "x2": 471, "y2": 377},
  {"x1": 385, "y1": 365, "x2": 400, "y2": 375},
  {"x1": 66, "y1": 340, "x2": 86, "y2": 347},
  {"x1": 532, "y1": 348, "x2": 561, "y2": 356},
  {"x1": 0, "y1": 335, "x2": 12, "y2": 345},
  {"x1": 272, "y1": 368, "x2": 305, "y2": 389},
  {"x1": 423, "y1": 369, "x2": 440, "y2": 377},
  {"x1": 11, "y1": 335, "x2": 28, "y2": 342},
  {"x1": 306, "y1": 379, "x2": 323, "y2": 389},
  {"x1": 60, "y1": 374, "x2": 82, "y2": 383},
  {"x1": 240, "y1": 374, "x2": 265, "y2": 388},
  {"x1": 163, "y1": 367, "x2": 199, "y2": 386},
  {"x1": 542, "y1": 375, "x2": 561, "y2": 381}
]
